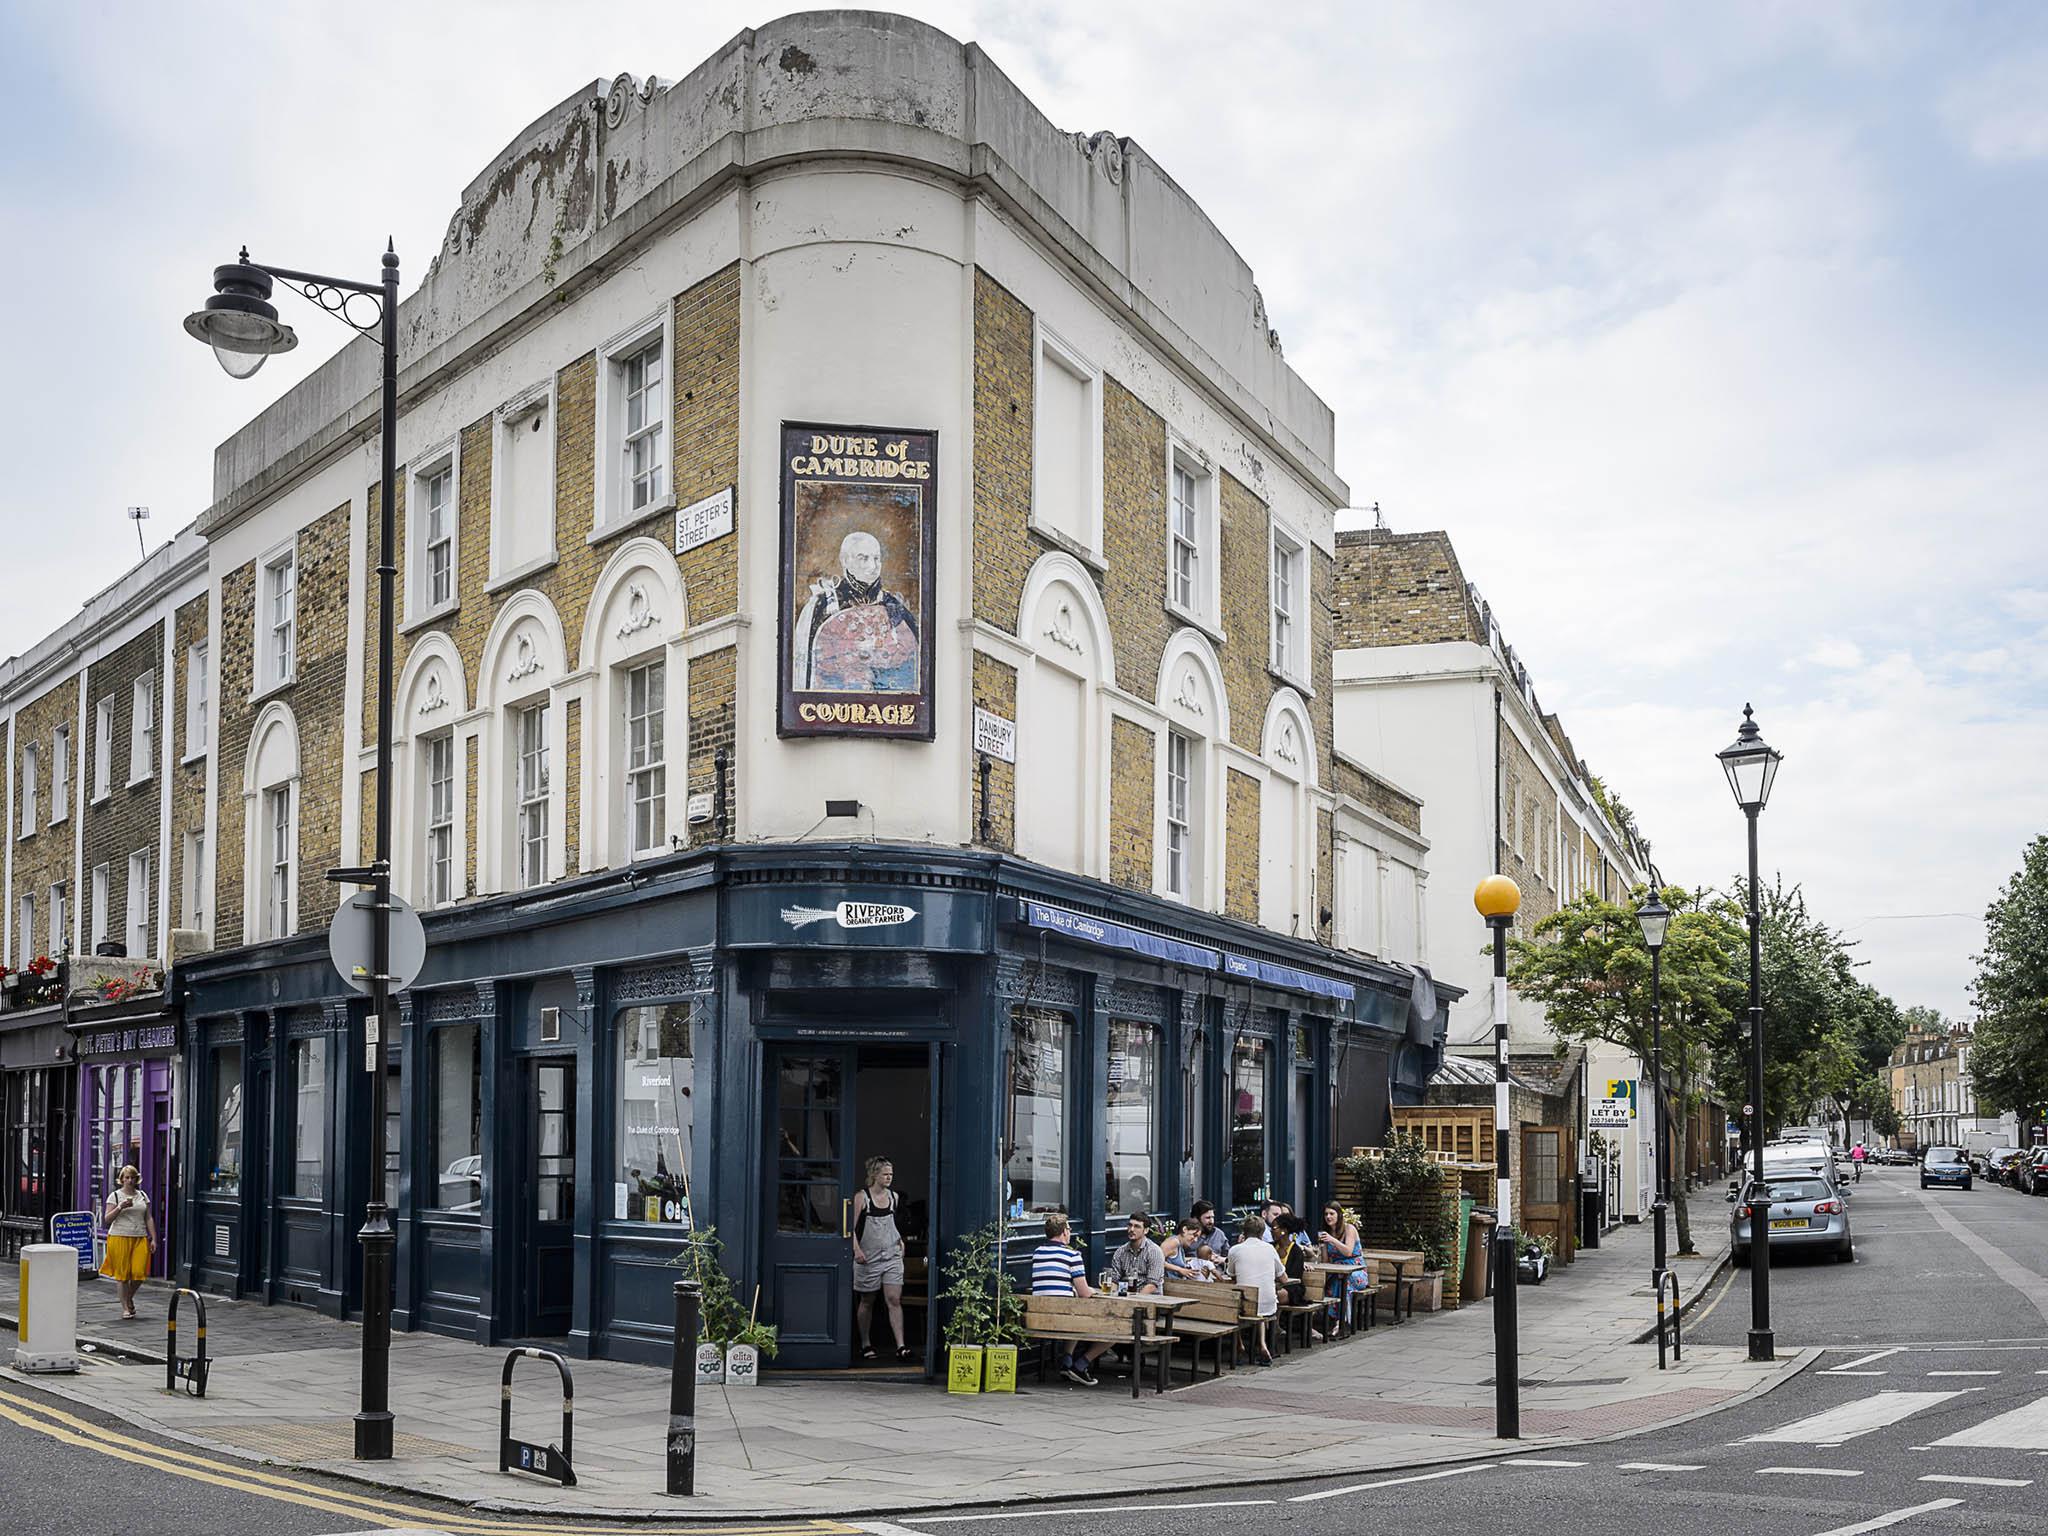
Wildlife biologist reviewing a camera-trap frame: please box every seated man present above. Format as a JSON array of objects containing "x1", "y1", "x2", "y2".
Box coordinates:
[
  {"x1": 1223, "y1": 1213, "x2": 1283, "y2": 1365},
  {"x1": 1108, "y1": 1212, "x2": 1166, "y2": 1294},
  {"x1": 1162, "y1": 1216, "x2": 1217, "y2": 1279},
  {"x1": 1191, "y1": 1199, "x2": 1232, "y2": 1262},
  {"x1": 1029, "y1": 1212, "x2": 1109, "y2": 1386}
]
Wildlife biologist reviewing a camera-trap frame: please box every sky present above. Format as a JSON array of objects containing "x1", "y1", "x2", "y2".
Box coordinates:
[{"x1": 2, "y1": 2, "x2": 2042, "y2": 1019}]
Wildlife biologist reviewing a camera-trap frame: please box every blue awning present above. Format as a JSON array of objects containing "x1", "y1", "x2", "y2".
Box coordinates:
[
  {"x1": 1020, "y1": 901, "x2": 1221, "y2": 971},
  {"x1": 1223, "y1": 952, "x2": 1356, "y2": 1003}
]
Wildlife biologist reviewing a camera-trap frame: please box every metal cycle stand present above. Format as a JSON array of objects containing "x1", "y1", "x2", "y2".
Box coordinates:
[
  {"x1": 166, "y1": 1289, "x2": 210, "y2": 1398},
  {"x1": 499, "y1": 1347, "x2": 576, "y2": 1488},
  {"x1": 1653, "y1": 1269, "x2": 1683, "y2": 1370}
]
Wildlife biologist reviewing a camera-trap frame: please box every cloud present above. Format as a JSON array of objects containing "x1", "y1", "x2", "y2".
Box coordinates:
[{"x1": 1941, "y1": 48, "x2": 2048, "y2": 162}]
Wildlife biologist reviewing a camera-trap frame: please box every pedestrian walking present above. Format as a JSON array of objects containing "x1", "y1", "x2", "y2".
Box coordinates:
[
  {"x1": 99, "y1": 1165, "x2": 157, "y2": 1319},
  {"x1": 851, "y1": 1155, "x2": 912, "y2": 1360}
]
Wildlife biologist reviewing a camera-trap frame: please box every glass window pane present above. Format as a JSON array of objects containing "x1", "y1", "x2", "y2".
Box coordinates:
[
  {"x1": 1184, "y1": 1032, "x2": 1206, "y2": 1208},
  {"x1": 290, "y1": 1037, "x2": 326, "y2": 1199},
  {"x1": 433, "y1": 1023, "x2": 482, "y2": 1212},
  {"x1": 1230, "y1": 1035, "x2": 1269, "y2": 1208},
  {"x1": 1006, "y1": 1009, "x2": 1068, "y2": 1217},
  {"x1": 1104, "y1": 1022, "x2": 1158, "y2": 1217},
  {"x1": 616, "y1": 1005, "x2": 693, "y2": 1225},
  {"x1": 210, "y1": 1047, "x2": 242, "y2": 1193}
]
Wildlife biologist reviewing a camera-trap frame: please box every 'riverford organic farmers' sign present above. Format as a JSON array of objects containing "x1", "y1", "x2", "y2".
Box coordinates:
[{"x1": 779, "y1": 423, "x2": 937, "y2": 739}]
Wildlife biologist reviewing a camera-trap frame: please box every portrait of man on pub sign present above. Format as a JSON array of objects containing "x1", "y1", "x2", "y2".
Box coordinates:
[{"x1": 779, "y1": 423, "x2": 937, "y2": 739}]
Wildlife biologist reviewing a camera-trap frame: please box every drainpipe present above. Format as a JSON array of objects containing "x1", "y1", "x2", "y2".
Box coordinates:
[{"x1": 1493, "y1": 687, "x2": 1503, "y2": 875}]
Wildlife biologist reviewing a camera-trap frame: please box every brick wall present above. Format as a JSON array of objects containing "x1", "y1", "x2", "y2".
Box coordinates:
[
  {"x1": 1097, "y1": 379, "x2": 1172, "y2": 698},
  {"x1": 80, "y1": 624, "x2": 166, "y2": 957},
  {"x1": 971, "y1": 653, "x2": 1016, "y2": 851},
  {"x1": 685, "y1": 647, "x2": 735, "y2": 848},
  {"x1": 1332, "y1": 754, "x2": 1423, "y2": 835},
  {"x1": 214, "y1": 561, "x2": 256, "y2": 942},
  {"x1": 1224, "y1": 767, "x2": 1259, "y2": 921},
  {"x1": 6, "y1": 676, "x2": 81, "y2": 964},
  {"x1": 1499, "y1": 724, "x2": 1557, "y2": 933},
  {"x1": 169, "y1": 596, "x2": 211, "y2": 938},
  {"x1": 1332, "y1": 529, "x2": 1485, "y2": 650},
  {"x1": 970, "y1": 270, "x2": 1044, "y2": 634},
  {"x1": 293, "y1": 502, "x2": 353, "y2": 933},
  {"x1": 1108, "y1": 716, "x2": 1153, "y2": 888}
]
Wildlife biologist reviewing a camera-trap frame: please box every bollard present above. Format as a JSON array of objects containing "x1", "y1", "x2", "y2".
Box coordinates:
[
  {"x1": 667, "y1": 1279, "x2": 700, "y2": 1496},
  {"x1": 14, "y1": 1245, "x2": 80, "y2": 1373},
  {"x1": 499, "y1": 1347, "x2": 576, "y2": 1487},
  {"x1": 166, "y1": 1288, "x2": 210, "y2": 1397}
]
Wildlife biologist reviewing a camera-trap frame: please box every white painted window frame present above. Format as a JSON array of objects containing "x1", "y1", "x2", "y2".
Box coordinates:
[
  {"x1": 129, "y1": 674, "x2": 155, "y2": 786},
  {"x1": 489, "y1": 380, "x2": 558, "y2": 586},
  {"x1": 592, "y1": 309, "x2": 675, "y2": 539},
  {"x1": 423, "y1": 731, "x2": 455, "y2": 909},
  {"x1": 182, "y1": 827, "x2": 206, "y2": 934},
  {"x1": 18, "y1": 893, "x2": 34, "y2": 960},
  {"x1": 185, "y1": 642, "x2": 209, "y2": 760},
  {"x1": 514, "y1": 699, "x2": 551, "y2": 891},
  {"x1": 1164, "y1": 442, "x2": 1221, "y2": 636},
  {"x1": 623, "y1": 657, "x2": 666, "y2": 858},
  {"x1": 48, "y1": 883, "x2": 65, "y2": 958},
  {"x1": 1165, "y1": 728, "x2": 1196, "y2": 902},
  {"x1": 93, "y1": 699, "x2": 113, "y2": 801},
  {"x1": 1268, "y1": 521, "x2": 1309, "y2": 686},
  {"x1": 126, "y1": 848, "x2": 151, "y2": 958},
  {"x1": 1029, "y1": 322, "x2": 1104, "y2": 559},
  {"x1": 257, "y1": 541, "x2": 298, "y2": 696},
  {"x1": 89, "y1": 863, "x2": 110, "y2": 952},
  {"x1": 50, "y1": 727, "x2": 68, "y2": 824},
  {"x1": 263, "y1": 782, "x2": 295, "y2": 940},
  {"x1": 18, "y1": 741, "x2": 36, "y2": 835},
  {"x1": 408, "y1": 439, "x2": 460, "y2": 622}
]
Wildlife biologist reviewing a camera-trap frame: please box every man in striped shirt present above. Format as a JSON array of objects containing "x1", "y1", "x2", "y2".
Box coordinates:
[{"x1": 1029, "y1": 1212, "x2": 1107, "y2": 1385}]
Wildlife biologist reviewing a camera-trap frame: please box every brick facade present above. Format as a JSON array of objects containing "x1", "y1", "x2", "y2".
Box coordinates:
[
  {"x1": 169, "y1": 595, "x2": 211, "y2": 938},
  {"x1": 6, "y1": 677, "x2": 81, "y2": 964},
  {"x1": 1224, "y1": 767, "x2": 1259, "y2": 922},
  {"x1": 1331, "y1": 753, "x2": 1423, "y2": 836},
  {"x1": 1331, "y1": 528, "x2": 1485, "y2": 650},
  {"x1": 1498, "y1": 723, "x2": 1558, "y2": 933},
  {"x1": 79, "y1": 624, "x2": 165, "y2": 957},
  {"x1": 969, "y1": 270, "x2": 1047, "y2": 635},
  {"x1": 1108, "y1": 716, "x2": 1153, "y2": 888},
  {"x1": 970, "y1": 653, "x2": 1016, "y2": 852},
  {"x1": 1097, "y1": 379, "x2": 1174, "y2": 698}
]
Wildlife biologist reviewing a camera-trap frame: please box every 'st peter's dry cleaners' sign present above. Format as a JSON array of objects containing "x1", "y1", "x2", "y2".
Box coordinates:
[{"x1": 778, "y1": 423, "x2": 937, "y2": 740}]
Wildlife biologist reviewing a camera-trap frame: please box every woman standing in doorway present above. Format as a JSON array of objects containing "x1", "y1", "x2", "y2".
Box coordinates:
[
  {"x1": 99, "y1": 1165, "x2": 158, "y2": 1319},
  {"x1": 851, "y1": 1155, "x2": 911, "y2": 1361}
]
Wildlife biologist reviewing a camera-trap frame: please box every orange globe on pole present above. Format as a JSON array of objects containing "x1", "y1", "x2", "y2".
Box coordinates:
[{"x1": 1473, "y1": 874, "x2": 1521, "y2": 920}]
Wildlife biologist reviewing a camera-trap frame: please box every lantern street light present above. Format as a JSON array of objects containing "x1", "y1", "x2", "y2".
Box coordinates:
[
  {"x1": 185, "y1": 242, "x2": 402, "y2": 1459},
  {"x1": 1474, "y1": 873, "x2": 1522, "y2": 1439},
  {"x1": 1716, "y1": 704, "x2": 1783, "y2": 1364},
  {"x1": 1635, "y1": 889, "x2": 1671, "y2": 1290}
]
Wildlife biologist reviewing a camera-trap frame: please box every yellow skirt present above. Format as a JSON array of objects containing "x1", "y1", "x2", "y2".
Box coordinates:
[{"x1": 100, "y1": 1234, "x2": 151, "y2": 1283}]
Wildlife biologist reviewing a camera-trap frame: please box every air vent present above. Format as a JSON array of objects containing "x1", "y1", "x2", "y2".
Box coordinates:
[{"x1": 539, "y1": 1005, "x2": 561, "y2": 1043}]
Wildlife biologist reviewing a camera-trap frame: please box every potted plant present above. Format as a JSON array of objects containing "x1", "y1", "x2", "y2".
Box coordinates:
[
  {"x1": 939, "y1": 1220, "x2": 1023, "y2": 1394},
  {"x1": 670, "y1": 1227, "x2": 767, "y2": 1382}
]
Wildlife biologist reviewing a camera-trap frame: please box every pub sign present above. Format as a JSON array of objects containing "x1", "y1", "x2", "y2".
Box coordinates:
[{"x1": 778, "y1": 422, "x2": 937, "y2": 739}]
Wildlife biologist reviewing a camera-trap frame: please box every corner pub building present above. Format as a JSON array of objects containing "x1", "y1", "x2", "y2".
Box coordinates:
[{"x1": 169, "y1": 12, "x2": 1452, "y2": 1372}]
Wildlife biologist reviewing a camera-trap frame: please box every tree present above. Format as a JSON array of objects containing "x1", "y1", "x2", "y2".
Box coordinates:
[
  {"x1": 1968, "y1": 836, "x2": 2048, "y2": 1122},
  {"x1": 1508, "y1": 885, "x2": 1745, "y2": 1255}
]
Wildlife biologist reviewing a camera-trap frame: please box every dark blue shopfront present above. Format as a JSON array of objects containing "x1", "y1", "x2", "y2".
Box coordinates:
[{"x1": 176, "y1": 846, "x2": 1446, "y2": 1371}]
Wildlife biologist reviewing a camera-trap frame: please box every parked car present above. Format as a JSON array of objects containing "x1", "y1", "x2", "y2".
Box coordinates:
[
  {"x1": 1920, "y1": 1146, "x2": 1973, "y2": 1191},
  {"x1": 1729, "y1": 1173, "x2": 1854, "y2": 1265},
  {"x1": 1982, "y1": 1146, "x2": 2026, "y2": 1184},
  {"x1": 2017, "y1": 1149, "x2": 2048, "y2": 1196}
]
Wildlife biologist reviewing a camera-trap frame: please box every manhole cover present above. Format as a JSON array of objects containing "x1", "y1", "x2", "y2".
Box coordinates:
[{"x1": 205, "y1": 1422, "x2": 477, "y2": 1460}]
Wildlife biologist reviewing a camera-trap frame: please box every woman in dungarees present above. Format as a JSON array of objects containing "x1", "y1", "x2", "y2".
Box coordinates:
[{"x1": 851, "y1": 1155, "x2": 912, "y2": 1361}]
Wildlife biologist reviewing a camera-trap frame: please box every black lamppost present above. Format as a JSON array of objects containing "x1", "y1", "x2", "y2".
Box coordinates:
[
  {"x1": 1635, "y1": 889, "x2": 1671, "y2": 1287},
  {"x1": 185, "y1": 243, "x2": 402, "y2": 1460},
  {"x1": 1717, "y1": 704, "x2": 1782, "y2": 1364},
  {"x1": 1474, "y1": 873, "x2": 1522, "y2": 1440}
]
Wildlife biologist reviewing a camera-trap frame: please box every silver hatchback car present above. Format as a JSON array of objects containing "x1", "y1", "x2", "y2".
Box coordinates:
[{"x1": 1730, "y1": 1173, "x2": 1854, "y2": 1265}]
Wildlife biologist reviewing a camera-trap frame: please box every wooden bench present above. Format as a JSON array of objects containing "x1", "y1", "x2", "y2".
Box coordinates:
[
  {"x1": 1161, "y1": 1279, "x2": 1245, "y2": 1378},
  {"x1": 1304, "y1": 1261, "x2": 1377, "y2": 1336},
  {"x1": 1359, "y1": 1249, "x2": 1426, "y2": 1323},
  {"x1": 1020, "y1": 1294, "x2": 1185, "y2": 1398}
]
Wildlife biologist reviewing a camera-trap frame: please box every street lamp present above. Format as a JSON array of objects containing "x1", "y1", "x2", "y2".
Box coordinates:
[
  {"x1": 1717, "y1": 703, "x2": 1783, "y2": 1364},
  {"x1": 1474, "y1": 873, "x2": 1522, "y2": 1440},
  {"x1": 1635, "y1": 889, "x2": 1671, "y2": 1290},
  {"x1": 186, "y1": 241, "x2": 402, "y2": 1460}
]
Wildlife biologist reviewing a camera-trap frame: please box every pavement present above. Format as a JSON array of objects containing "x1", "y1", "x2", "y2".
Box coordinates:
[{"x1": 2, "y1": 1189, "x2": 1808, "y2": 1521}]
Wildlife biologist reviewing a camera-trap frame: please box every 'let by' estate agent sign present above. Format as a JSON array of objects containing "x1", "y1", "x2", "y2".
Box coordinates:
[{"x1": 779, "y1": 422, "x2": 937, "y2": 740}]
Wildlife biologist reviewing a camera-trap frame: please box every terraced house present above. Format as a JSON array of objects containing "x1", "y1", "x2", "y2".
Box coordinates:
[
  {"x1": 4, "y1": 13, "x2": 1451, "y2": 1371},
  {"x1": 1, "y1": 528, "x2": 211, "y2": 1265}
]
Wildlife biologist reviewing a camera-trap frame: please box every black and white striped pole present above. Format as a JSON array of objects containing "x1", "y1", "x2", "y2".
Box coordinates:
[{"x1": 1475, "y1": 874, "x2": 1522, "y2": 1440}]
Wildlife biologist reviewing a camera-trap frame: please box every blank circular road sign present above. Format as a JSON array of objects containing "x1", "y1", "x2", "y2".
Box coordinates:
[{"x1": 328, "y1": 890, "x2": 429, "y2": 994}]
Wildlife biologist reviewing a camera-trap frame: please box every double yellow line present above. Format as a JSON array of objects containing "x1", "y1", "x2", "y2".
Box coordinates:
[{"x1": 0, "y1": 1381, "x2": 858, "y2": 1536}]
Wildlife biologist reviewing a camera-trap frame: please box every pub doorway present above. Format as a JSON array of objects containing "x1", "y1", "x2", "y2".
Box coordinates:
[{"x1": 764, "y1": 1043, "x2": 933, "y2": 1371}]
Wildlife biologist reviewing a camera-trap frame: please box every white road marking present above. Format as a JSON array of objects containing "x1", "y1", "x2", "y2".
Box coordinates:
[
  {"x1": 1919, "y1": 1474, "x2": 2032, "y2": 1488},
  {"x1": 1825, "y1": 1371, "x2": 1888, "y2": 1377},
  {"x1": 899, "y1": 1504, "x2": 1277, "y2": 1524},
  {"x1": 1617, "y1": 1462, "x2": 1705, "y2": 1472},
  {"x1": 1287, "y1": 1463, "x2": 1495, "y2": 1502},
  {"x1": 1929, "y1": 1393, "x2": 2048, "y2": 1451},
  {"x1": 1747, "y1": 1390, "x2": 1971, "y2": 1445},
  {"x1": 1927, "y1": 1370, "x2": 2000, "y2": 1377},
  {"x1": 1807, "y1": 1498, "x2": 1964, "y2": 1536},
  {"x1": 1505, "y1": 1458, "x2": 1587, "y2": 1467},
  {"x1": 1759, "y1": 1466, "x2": 1865, "y2": 1477},
  {"x1": 1832, "y1": 1348, "x2": 1908, "y2": 1371}
]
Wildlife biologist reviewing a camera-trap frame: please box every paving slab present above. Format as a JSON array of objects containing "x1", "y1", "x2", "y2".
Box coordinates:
[{"x1": 2, "y1": 1190, "x2": 1802, "y2": 1518}]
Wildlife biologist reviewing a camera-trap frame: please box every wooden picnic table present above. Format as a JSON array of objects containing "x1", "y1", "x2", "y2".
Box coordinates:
[
  {"x1": 1020, "y1": 1292, "x2": 1193, "y2": 1397},
  {"x1": 1356, "y1": 1249, "x2": 1427, "y2": 1322},
  {"x1": 1302, "y1": 1261, "x2": 1373, "y2": 1335}
]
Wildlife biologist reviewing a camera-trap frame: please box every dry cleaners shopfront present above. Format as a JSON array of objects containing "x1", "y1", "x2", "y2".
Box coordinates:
[{"x1": 176, "y1": 845, "x2": 1444, "y2": 1372}]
